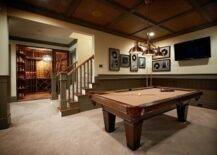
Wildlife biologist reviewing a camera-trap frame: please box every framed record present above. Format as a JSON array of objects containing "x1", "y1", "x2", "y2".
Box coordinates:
[
  {"x1": 139, "y1": 57, "x2": 146, "y2": 68},
  {"x1": 130, "y1": 53, "x2": 138, "y2": 72},
  {"x1": 152, "y1": 59, "x2": 171, "y2": 72},
  {"x1": 153, "y1": 46, "x2": 170, "y2": 59},
  {"x1": 120, "y1": 54, "x2": 130, "y2": 67},
  {"x1": 109, "y1": 48, "x2": 120, "y2": 71}
]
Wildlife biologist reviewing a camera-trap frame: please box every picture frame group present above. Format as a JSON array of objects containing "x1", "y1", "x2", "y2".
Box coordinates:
[
  {"x1": 152, "y1": 46, "x2": 171, "y2": 72},
  {"x1": 109, "y1": 48, "x2": 146, "y2": 72}
]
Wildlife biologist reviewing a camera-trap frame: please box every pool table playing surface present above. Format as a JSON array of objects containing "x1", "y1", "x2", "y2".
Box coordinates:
[
  {"x1": 100, "y1": 88, "x2": 195, "y2": 106},
  {"x1": 90, "y1": 87, "x2": 202, "y2": 150}
]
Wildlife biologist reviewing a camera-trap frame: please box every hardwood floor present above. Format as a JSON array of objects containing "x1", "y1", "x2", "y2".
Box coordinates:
[{"x1": 19, "y1": 92, "x2": 51, "y2": 101}]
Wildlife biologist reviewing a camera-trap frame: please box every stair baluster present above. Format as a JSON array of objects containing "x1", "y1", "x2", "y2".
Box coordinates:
[{"x1": 54, "y1": 54, "x2": 94, "y2": 116}]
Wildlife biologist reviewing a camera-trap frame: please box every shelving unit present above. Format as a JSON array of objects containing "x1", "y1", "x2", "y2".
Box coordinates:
[
  {"x1": 16, "y1": 44, "x2": 69, "y2": 101},
  {"x1": 16, "y1": 45, "x2": 27, "y2": 99}
]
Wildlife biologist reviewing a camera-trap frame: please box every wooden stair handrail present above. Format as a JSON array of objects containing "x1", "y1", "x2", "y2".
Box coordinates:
[
  {"x1": 68, "y1": 54, "x2": 94, "y2": 76},
  {"x1": 56, "y1": 61, "x2": 78, "y2": 77},
  {"x1": 66, "y1": 61, "x2": 78, "y2": 72}
]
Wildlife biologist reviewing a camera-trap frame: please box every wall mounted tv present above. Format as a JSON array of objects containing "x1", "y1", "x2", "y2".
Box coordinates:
[{"x1": 174, "y1": 37, "x2": 211, "y2": 61}]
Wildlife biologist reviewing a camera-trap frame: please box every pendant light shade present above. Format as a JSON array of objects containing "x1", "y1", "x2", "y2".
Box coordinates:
[{"x1": 129, "y1": 42, "x2": 144, "y2": 54}]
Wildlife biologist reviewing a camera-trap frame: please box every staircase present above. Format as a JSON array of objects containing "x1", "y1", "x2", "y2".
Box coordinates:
[{"x1": 51, "y1": 54, "x2": 97, "y2": 116}]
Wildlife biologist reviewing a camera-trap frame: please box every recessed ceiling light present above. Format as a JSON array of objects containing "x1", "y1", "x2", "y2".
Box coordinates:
[{"x1": 147, "y1": 32, "x2": 155, "y2": 37}]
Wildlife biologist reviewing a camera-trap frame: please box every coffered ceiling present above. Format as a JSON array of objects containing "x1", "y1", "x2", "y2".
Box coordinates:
[{"x1": 6, "y1": 0, "x2": 217, "y2": 42}]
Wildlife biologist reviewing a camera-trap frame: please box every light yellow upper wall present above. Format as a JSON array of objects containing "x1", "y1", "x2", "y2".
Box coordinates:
[
  {"x1": 0, "y1": 7, "x2": 9, "y2": 75},
  {"x1": 155, "y1": 26, "x2": 217, "y2": 74},
  {"x1": 70, "y1": 32, "x2": 93, "y2": 65},
  {"x1": 7, "y1": 8, "x2": 217, "y2": 76}
]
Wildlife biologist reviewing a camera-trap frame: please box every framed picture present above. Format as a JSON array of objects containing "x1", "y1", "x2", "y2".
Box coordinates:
[
  {"x1": 120, "y1": 54, "x2": 130, "y2": 67},
  {"x1": 139, "y1": 57, "x2": 146, "y2": 68},
  {"x1": 109, "y1": 48, "x2": 120, "y2": 71},
  {"x1": 153, "y1": 46, "x2": 170, "y2": 59},
  {"x1": 130, "y1": 53, "x2": 138, "y2": 72},
  {"x1": 152, "y1": 59, "x2": 171, "y2": 72}
]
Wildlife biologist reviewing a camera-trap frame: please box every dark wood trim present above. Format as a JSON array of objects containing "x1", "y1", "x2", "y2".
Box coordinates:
[
  {"x1": 65, "y1": 0, "x2": 82, "y2": 17},
  {"x1": 187, "y1": 0, "x2": 212, "y2": 22},
  {"x1": 68, "y1": 39, "x2": 77, "y2": 47},
  {"x1": 10, "y1": 96, "x2": 17, "y2": 102},
  {"x1": 0, "y1": 76, "x2": 11, "y2": 130},
  {"x1": 6, "y1": 0, "x2": 217, "y2": 42},
  {"x1": 100, "y1": 0, "x2": 173, "y2": 33},
  {"x1": 9, "y1": 36, "x2": 70, "y2": 47},
  {"x1": 104, "y1": 0, "x2": 145, "y2": 27},
  {"x1": 96, "y1": 74, "x2": 217, "y2": 80},
  {"x1": 153, "y1": 21, "x2": 217, "y2": 42},
  {"x1": 131, "y1": 9, "x2": 194, "y2": 35},
  {"x1": 7, "y1": 2, "x2": 145, "y2": 42}
]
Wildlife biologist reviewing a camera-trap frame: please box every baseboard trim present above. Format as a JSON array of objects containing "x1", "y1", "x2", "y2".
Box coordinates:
[
  {"x1": 0, "y1": 114, "x2": 11, "y2": 130},
  {"x1": 96, "y1": 74, "x2": 217, "y2": 80},
  {"x1": 10, "y1": 96, "x2": 17, "y2": 102}
]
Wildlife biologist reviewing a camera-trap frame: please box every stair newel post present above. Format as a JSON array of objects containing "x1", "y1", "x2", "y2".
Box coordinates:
[
  {"x1": 80, "y1": 66, "x2": 82, "y2": 93},
  {"x1": 60, "y1": 72, "x2": 68, "y2": 110},
  {"x1": 51, "y1": 72, "x2": 58, "y2": 100},
  {"x1": 87, "y1": 60, "x2": 90, "y2": 88}
]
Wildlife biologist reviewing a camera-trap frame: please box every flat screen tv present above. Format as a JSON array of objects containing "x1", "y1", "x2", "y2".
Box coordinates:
[{"x1": 174, "y1": 37, "x2": 211, "y2": 61}]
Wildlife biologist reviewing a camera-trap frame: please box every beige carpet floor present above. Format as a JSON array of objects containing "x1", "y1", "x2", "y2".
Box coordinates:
[{"x1": 0, "y1": 99, "x2": 217, "y2": 155}]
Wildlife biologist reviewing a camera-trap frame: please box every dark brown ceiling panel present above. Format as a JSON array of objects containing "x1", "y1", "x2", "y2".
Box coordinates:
[
  {"x1": 136, "y1": 0, "x2": 192, "y2": 22},
  {"x1": 6, "y1": 0, "x2": 217, "y2": 42},
  {"x1": 204, "y1": 2, "x2": 217, "y2": 21},
  {"x1": 73, "y1": 0, "x2": 122, "y2": 26},
  {"x1": 109, "y1": 14, "x2": 150, "y2": 34},
  {"x1": 113, "y1": 0, "x2": 141, "y2": 9},
  {"x1": 196, "y1": 0, "x2": 212, "y2": 5},
  {"x1": 162, "y1": 11, "x2": 207, "y2": 32},
  {"x1": 22, "y1": 0, "x2": 72, "y2": 14},
  {"x1": 134, "y1": 27, "x2": 170, "y2": 39}
]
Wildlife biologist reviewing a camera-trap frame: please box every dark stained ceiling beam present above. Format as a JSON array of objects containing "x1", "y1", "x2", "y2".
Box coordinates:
[
  {"x1": 187, "y1": 0, "x2": 212, "y2": 22},
  {"x1": 65, "y1": 0, "x2": 82, "y2": 17},
  {"x1": 131, "y1": 9, "x2": 194, "y2": 35},
  {"x1": 131, "y1": 0, "x2": 217, "y2": 36},
  {"x1": 104, "y1": 0, "x2": 146, "y2": 27},
  {"x1": 152, "y1": 21, "x2": 217, "y2": 42},
  {"x1": 9, "y1": 36, "x2": 70, "y2": 47},
  {"x1": 6, "y1": 1, "x2": 145, "y2": 42},
  {"x1": 68, "y1": 39, "x2": 78, "y2": 47},
  {"x1": 100, "y1": 0, "x2": 173, "y2": 33},
  {"x1": 203, "y1": 0, "x2": 217, "y2": 8}
]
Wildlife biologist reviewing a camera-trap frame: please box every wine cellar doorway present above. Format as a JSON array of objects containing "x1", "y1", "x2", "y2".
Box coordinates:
[{"x1": 16, "y1": 44, "x2": 69, "y2": 101}]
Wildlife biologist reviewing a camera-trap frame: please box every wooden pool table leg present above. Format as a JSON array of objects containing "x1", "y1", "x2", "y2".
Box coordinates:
[
  {"x1": 124, "y1": 121, "x2": 143, "y2": 151},
  {"x1": 103, "y1": 110, "x2": 116, "y2": 132},
  {"x1": 176, "y1": 103, "x2": 189, "y2": 122}
]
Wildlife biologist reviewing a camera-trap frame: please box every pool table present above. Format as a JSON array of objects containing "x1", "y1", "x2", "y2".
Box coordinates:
[{"x1": 90, "y1": 87, "x2": 202, "y2": 150}]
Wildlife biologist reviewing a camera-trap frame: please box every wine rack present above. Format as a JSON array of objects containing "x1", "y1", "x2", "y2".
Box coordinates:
[{"x1": 16, "y1": 45, "x2": 26, "y2": 99}]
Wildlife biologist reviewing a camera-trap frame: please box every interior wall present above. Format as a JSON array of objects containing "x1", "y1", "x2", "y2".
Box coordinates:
[
  {"x1": 7, "y1": 8, "x2": 149, "y2": 76},
  {"x1": 154, "y1": 26, "x2": 217, "y2": 74},
  {"x1": 10, "y1": 43, "x2": 16, "y2": 97},
  {"x1": 70, "y1": 32, "x2": 93, "y2": 65},
  {"x1": 0, "y1": 7, "x2": 9, "y2": 75}
]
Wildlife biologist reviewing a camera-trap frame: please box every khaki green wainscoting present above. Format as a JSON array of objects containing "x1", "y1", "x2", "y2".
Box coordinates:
[
  {"x1": 94, "y1": 74, "x2": 217, "y2": 110},
  {"x1": 0, "y1": 76, "x2": 11, "y2": 129}
]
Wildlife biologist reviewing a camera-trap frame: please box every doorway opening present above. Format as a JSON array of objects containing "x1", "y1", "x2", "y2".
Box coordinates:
[{"x1": 16, "y1": 44, "x2": 69, "y2": 101}]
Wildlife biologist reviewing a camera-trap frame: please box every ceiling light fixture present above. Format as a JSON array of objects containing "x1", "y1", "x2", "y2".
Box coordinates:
[
  {"x1": 42, "y1": 54, "x2": 52, "y2": 62},
  {"x1": 129, "y1": 0, "x2": 162, "y2": 88}
]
